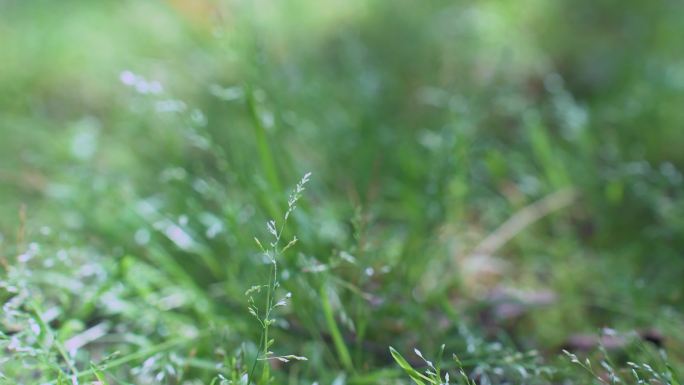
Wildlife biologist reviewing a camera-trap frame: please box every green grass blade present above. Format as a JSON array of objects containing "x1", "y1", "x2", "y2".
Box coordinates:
[
  {"x1": 321, "y1": 285, "x2": 354, "y2": 373},
  {"x1": 389, "y1": 347, "x2": 433, "y2": 385}
]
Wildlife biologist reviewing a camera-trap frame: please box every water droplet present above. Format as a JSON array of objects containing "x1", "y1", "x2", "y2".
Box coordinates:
[
  {"x1": 165, "y1": 224, "x2": 194, "y2": 250},
  {"x1": 148, "y1": 80, "x2": 163, "y2": 94},
  {"x1": 71, "y1": 117, "x2": 100, "y2": 160},
  {"x1": 119, "y1": 70, "x2": 136, "y2": 85},
  {"x1": 191, "y1": 109, "x2": 207, "y2": 126},
  {"x1": 135, "y1": 228, "x2": 151, "y2": 245},
  {"x1": 178, "y1": 215, "x2": 189, "y2": 226},
  {"x1": 155, "y1": 99, "x2": 186, "y2": 113}
]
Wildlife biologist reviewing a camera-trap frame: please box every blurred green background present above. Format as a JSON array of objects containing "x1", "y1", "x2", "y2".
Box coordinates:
[{"x1": 1, "y1": 0, "x2": 684, "y2": 383}]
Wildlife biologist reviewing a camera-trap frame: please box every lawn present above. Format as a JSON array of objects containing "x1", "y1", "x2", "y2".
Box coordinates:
[{"x1": 1, "y1": 1, "x2": 684, "y2": 384}]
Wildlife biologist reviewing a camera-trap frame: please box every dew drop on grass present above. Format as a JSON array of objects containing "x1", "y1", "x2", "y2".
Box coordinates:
[
  {"x1": 164, "y1": 224, "x2": 195, "y2": 251},
  {"x1": 71, "y1": 118, "x2": 99, "y2": 160},
  {"x1": 209, "y1": 84, "x2": 243, "y2": 101},
  {"x1": 119, "y1": 70, "x2": 136, "y2": 85},
  {"x1": 135, "y1": 228, "x2": 151, "y2": 246},
  {"x1": 28, "y1": 318, "x2": 41, "y2": 336},
  {"x1": 57, "y1": 249, "x2": 69, "y2": 262},
  {"x1": 191, "y1": 109, "x2": 207, "y2": 126},
  {"x1": 135, "y1": 80, "x2": 151, "y2": 94},
  {"x1": 155, "y1": 99, "x2": 187, "y2": 113},
  {"x1": 148, "y1": 80, "x2": 163, "y2": 94},
  {"x1": 200, "y1": 213, "x2": 224, "y2": 239},
  {"x1": 178, "y1": 215, "x2": 189, "y2": 226}
]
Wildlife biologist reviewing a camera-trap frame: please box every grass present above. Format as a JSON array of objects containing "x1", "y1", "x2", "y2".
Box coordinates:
[{"x1": 1, "y1": 0, "x2": 684, "y2": 384}]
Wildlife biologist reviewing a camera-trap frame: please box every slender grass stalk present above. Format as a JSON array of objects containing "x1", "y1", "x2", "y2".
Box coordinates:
[{"x1": 246, "y1": 172, "x2": 311, "y2": 384}]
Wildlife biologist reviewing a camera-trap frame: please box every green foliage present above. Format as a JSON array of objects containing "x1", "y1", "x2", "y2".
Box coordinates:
[{"x1": 1, "y1": 0, "x2": 684, "y2": 384}]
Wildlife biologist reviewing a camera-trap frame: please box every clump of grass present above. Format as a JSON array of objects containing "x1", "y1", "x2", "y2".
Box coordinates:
[
  {"x1": 0, "y1": 235, "x2": 203, "y2": 384},
  {"x1": 563, "y1": 336, "x2": 683, "y2": 385},
  {"x1": 390, "y1": 341, "x2": 551, "y2": 385}
]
